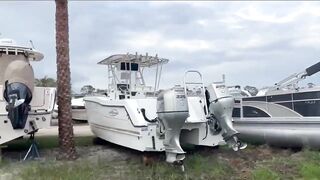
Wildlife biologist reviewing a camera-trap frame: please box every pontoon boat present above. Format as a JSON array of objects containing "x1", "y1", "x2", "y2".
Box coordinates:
[{"x1": 232, "y1": 61, "x2": 320, "y2": 148}]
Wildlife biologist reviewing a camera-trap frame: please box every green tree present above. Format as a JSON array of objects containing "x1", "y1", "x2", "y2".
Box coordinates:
[
  {"x1": 35, "y1": 76, "x2": 57, "y2": 87},
  {"x1": 80, "y1": 85, "x2": 95, "y2": 95},
  {"x1": 244, "y1": 85, "x2": 259, "y2": 96}
]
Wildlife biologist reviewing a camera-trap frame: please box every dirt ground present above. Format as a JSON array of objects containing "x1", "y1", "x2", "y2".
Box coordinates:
[
  {"x1": 0, "y1": 138, "x2": 304, "y2": 179},
  {"x1": 0, "y1": 124, "x2": 319, "y2": 179}
]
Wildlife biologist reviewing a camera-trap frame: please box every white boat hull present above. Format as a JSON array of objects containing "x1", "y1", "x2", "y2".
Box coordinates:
[
  {"x1": 85, "y1": 97, "x2": 165, "y2": 152},
  {"x1": 71, "y1": 97, "x2": 87, "y2": 121},
  {"x1": 181, "y1": 123, "x2": 225, "y2": 147},
  {"x1": 85, "y1": 96, "x2": 226, "y2": 151},
  {"x1": 0, "y1": 113, "x2": 53, "y2": 144},
  {"x1": 72, "y1": 108, "x2": 87, "y2": 121},
  {"x1": 0, "y1": 86, "x2": 56, "y2": 145}
]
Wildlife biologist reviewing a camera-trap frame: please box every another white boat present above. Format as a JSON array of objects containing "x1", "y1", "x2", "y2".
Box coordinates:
[
  {"x1": 52, "y1": 96, "x2": 87, "y2": 122},
  {"x1": 71, "y1": 96, "x2": 87, "y2": 121},
  {"x1": 231, "y1": 61, "x2": 320, "y2": 148},
  {"x1": 0, "y1": 38, "x2": 56, "y2": 145},
  {"x1": 52, "y1": 103, "x2": 58, "y2": 119},
  {"x1": 84, "y1": 53, "x2": 246, "y2": 165}
]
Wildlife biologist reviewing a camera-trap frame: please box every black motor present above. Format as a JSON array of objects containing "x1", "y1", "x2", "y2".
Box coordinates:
[{"x1": 3, "y1": 81, "x2": 32, "y2": 129}]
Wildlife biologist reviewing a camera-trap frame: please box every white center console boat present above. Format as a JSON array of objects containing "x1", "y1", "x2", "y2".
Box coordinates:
[
  {"x1": 84, "y1": 53, "x2": 246, "y2": 166},
  {"x1": 0, "y1": 38, "x2": 56, "y2": 145}
]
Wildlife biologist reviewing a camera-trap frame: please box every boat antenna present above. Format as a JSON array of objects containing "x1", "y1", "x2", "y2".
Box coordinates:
[
  {"x1": 125, "y1": 52, "x2": 129, "y2": 61},
  {"x1": 29, "y1": 40, "x2": 35, "y2": 49},
  {"x1": 154, "y1": 53, "x2": 159, "y2": 94}
]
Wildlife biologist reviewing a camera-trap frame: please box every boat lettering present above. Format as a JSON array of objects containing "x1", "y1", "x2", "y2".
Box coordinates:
[{"x1": 109, "y1": 109, "x2": 119, "y2": 116}]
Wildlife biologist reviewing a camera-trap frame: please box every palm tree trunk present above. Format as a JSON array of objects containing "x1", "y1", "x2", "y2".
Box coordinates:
[{"x1": 55, "y1": 0, "x2": 77, "y2": 160}]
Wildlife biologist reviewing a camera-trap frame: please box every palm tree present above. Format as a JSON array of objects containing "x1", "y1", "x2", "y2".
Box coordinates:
[{"x1": 55, "y1": 0, "x2": 77, "y2": 160}]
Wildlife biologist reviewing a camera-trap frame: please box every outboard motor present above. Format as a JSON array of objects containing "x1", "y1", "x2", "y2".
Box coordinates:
[
  {"x1": 206, "y1": 83, "x2": 247, "y2": 151},
  {"x1": 3, "y1": 59, "x2": 34, "y2": 129},
  {"x1": 157, "y1": 87, "x2": 188, "y2": 166}
]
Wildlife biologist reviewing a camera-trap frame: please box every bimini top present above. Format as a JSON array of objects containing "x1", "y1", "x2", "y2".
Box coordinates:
[
  {"x1": 98, "y1": 53, "x2": 169, "y2": 67},
  {"x1": 0, "y1": 38, "x2": 44, "y2": 61}
]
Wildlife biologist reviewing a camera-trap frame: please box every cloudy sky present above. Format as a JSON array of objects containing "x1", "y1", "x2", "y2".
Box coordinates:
[{"x1": 1, "y1": 1, "x2": 320, "y2": 92}]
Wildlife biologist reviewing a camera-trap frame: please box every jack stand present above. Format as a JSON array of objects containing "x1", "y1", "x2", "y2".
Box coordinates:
[{"x1": 23, "y1": 132, "x2": 40, "y2": 161}]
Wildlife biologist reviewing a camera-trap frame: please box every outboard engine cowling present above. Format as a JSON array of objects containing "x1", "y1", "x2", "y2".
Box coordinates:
[
  {"x1": 4, "y1": 82, "x2": 32, "y2": 129},
  {"x1": 206, "y1": 83, "x2": 246, "y2": 151},
  {"x1": 157, "y1": 87, "x2": 188, "y2": 164},
  {"x1": 3, "y1": 59, "x2": 34, "y2": 129}
]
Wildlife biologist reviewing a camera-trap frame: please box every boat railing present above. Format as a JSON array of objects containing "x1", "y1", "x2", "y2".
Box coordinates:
[
  {"x1": 0, "y1": 39, "x2": 43, "y2": 61},
  {"x1": 267, "y1": 61, "x2": 320, "y2": 92},
  {"x1": 133, "y1": 85, "x2": 153, "y2": 92},
  {"x1": 183, "y1": 70, "x2": 209, "y2": 115}
]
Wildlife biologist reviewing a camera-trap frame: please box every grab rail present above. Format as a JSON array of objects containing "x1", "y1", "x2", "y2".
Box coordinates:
[{"x1": 183, "y1": 70, "x2": 208, "y2": 115}]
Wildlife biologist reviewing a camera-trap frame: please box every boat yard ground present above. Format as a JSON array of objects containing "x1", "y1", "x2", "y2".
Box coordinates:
[{"x1": 1, "y1": 124, "x2": 320, "y2": 180}]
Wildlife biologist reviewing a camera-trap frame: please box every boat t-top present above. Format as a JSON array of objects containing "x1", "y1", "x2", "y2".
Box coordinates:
[
  {"x1": 0, "y1": 38, "x2": 56, "y2": 147},
  {"x1": 99, "y1": 53, "x2": 168, "y2": 99},
  {"x1": 84, "y1": 53, "x2": 246, "y2": 167}
]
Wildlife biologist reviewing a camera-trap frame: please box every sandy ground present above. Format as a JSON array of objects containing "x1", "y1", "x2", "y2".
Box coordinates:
[
  {"x1": 37, "y1": 123, "x2": 93, "y2": 137},
  {"x1": 37, "y1": 118, "x2": 93, "y2": 137}
]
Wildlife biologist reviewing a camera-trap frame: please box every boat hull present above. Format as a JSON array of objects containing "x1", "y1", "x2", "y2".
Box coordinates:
[
  {"x1": 85, "y1": 97, "x2": 165, "y2": 152},
  {"x1": 85, "y1": 96, "x2": 228, "y2": 153},
  {"x1": 72, "y1": 108, "x2": 87, "y2": 121},
  {"x1": 0, "y1": 113, "x2": 53, "y2": 144},
  {"x1": 0, "y1": 87, "x2": 55, "y2": 145},
  {"x1": 234, "y1": 118, "x2": 320, "y2": 149},
  {"x1": 232, "y1": 88, "x2": 320, "y2": 149}
]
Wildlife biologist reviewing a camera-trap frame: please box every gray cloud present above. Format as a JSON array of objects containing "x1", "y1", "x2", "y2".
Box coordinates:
[{"x1": 1, "y1": 1, "x2": 320, "y2": 92}]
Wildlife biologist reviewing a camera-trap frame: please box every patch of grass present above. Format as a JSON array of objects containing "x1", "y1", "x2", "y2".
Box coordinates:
[
  {"x1": 301, "y1": 149, "x2": 320, "y2": 162},
  {"x1": 17, "y1": 152, "x2": 235, "y2": 180},
  {"x1": 252, "y1": 168, "x2": 280, "y2": 180},
  {"x1": 185, "y1": 154, "x2": 232, "y2": 179},
  {"x1": 121, "y1": 153, "x2": 233, "y2": 180},
  {"x1": 265, "y1": 156, "x2": 300, "y2": 179},
  {"x1": 300, "y1": 162, "x2": 320, "y2": 179},
  {"x1": 296, "y1": 149, "x2": 320, "y2": 179},
  {"x1": 0, "y1": 159, "x2": 8, "y2": 168},
  {"x1": 126, "y1": 161, "x2": 185, "y2": 180},
  {"x1": 4, "y1": 136, "x2": 94, "y2": 151},
  {"x1": 19, "y1": 160, "x2": 108, "y2": 180},
  {"x1": 10, "y1": 145, "x2": 320, "y2": 180}
]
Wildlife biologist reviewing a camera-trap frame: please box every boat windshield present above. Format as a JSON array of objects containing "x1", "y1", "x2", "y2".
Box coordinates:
[{"x1": 120, "y1": 62, "x2": 139, "y2": 71}]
